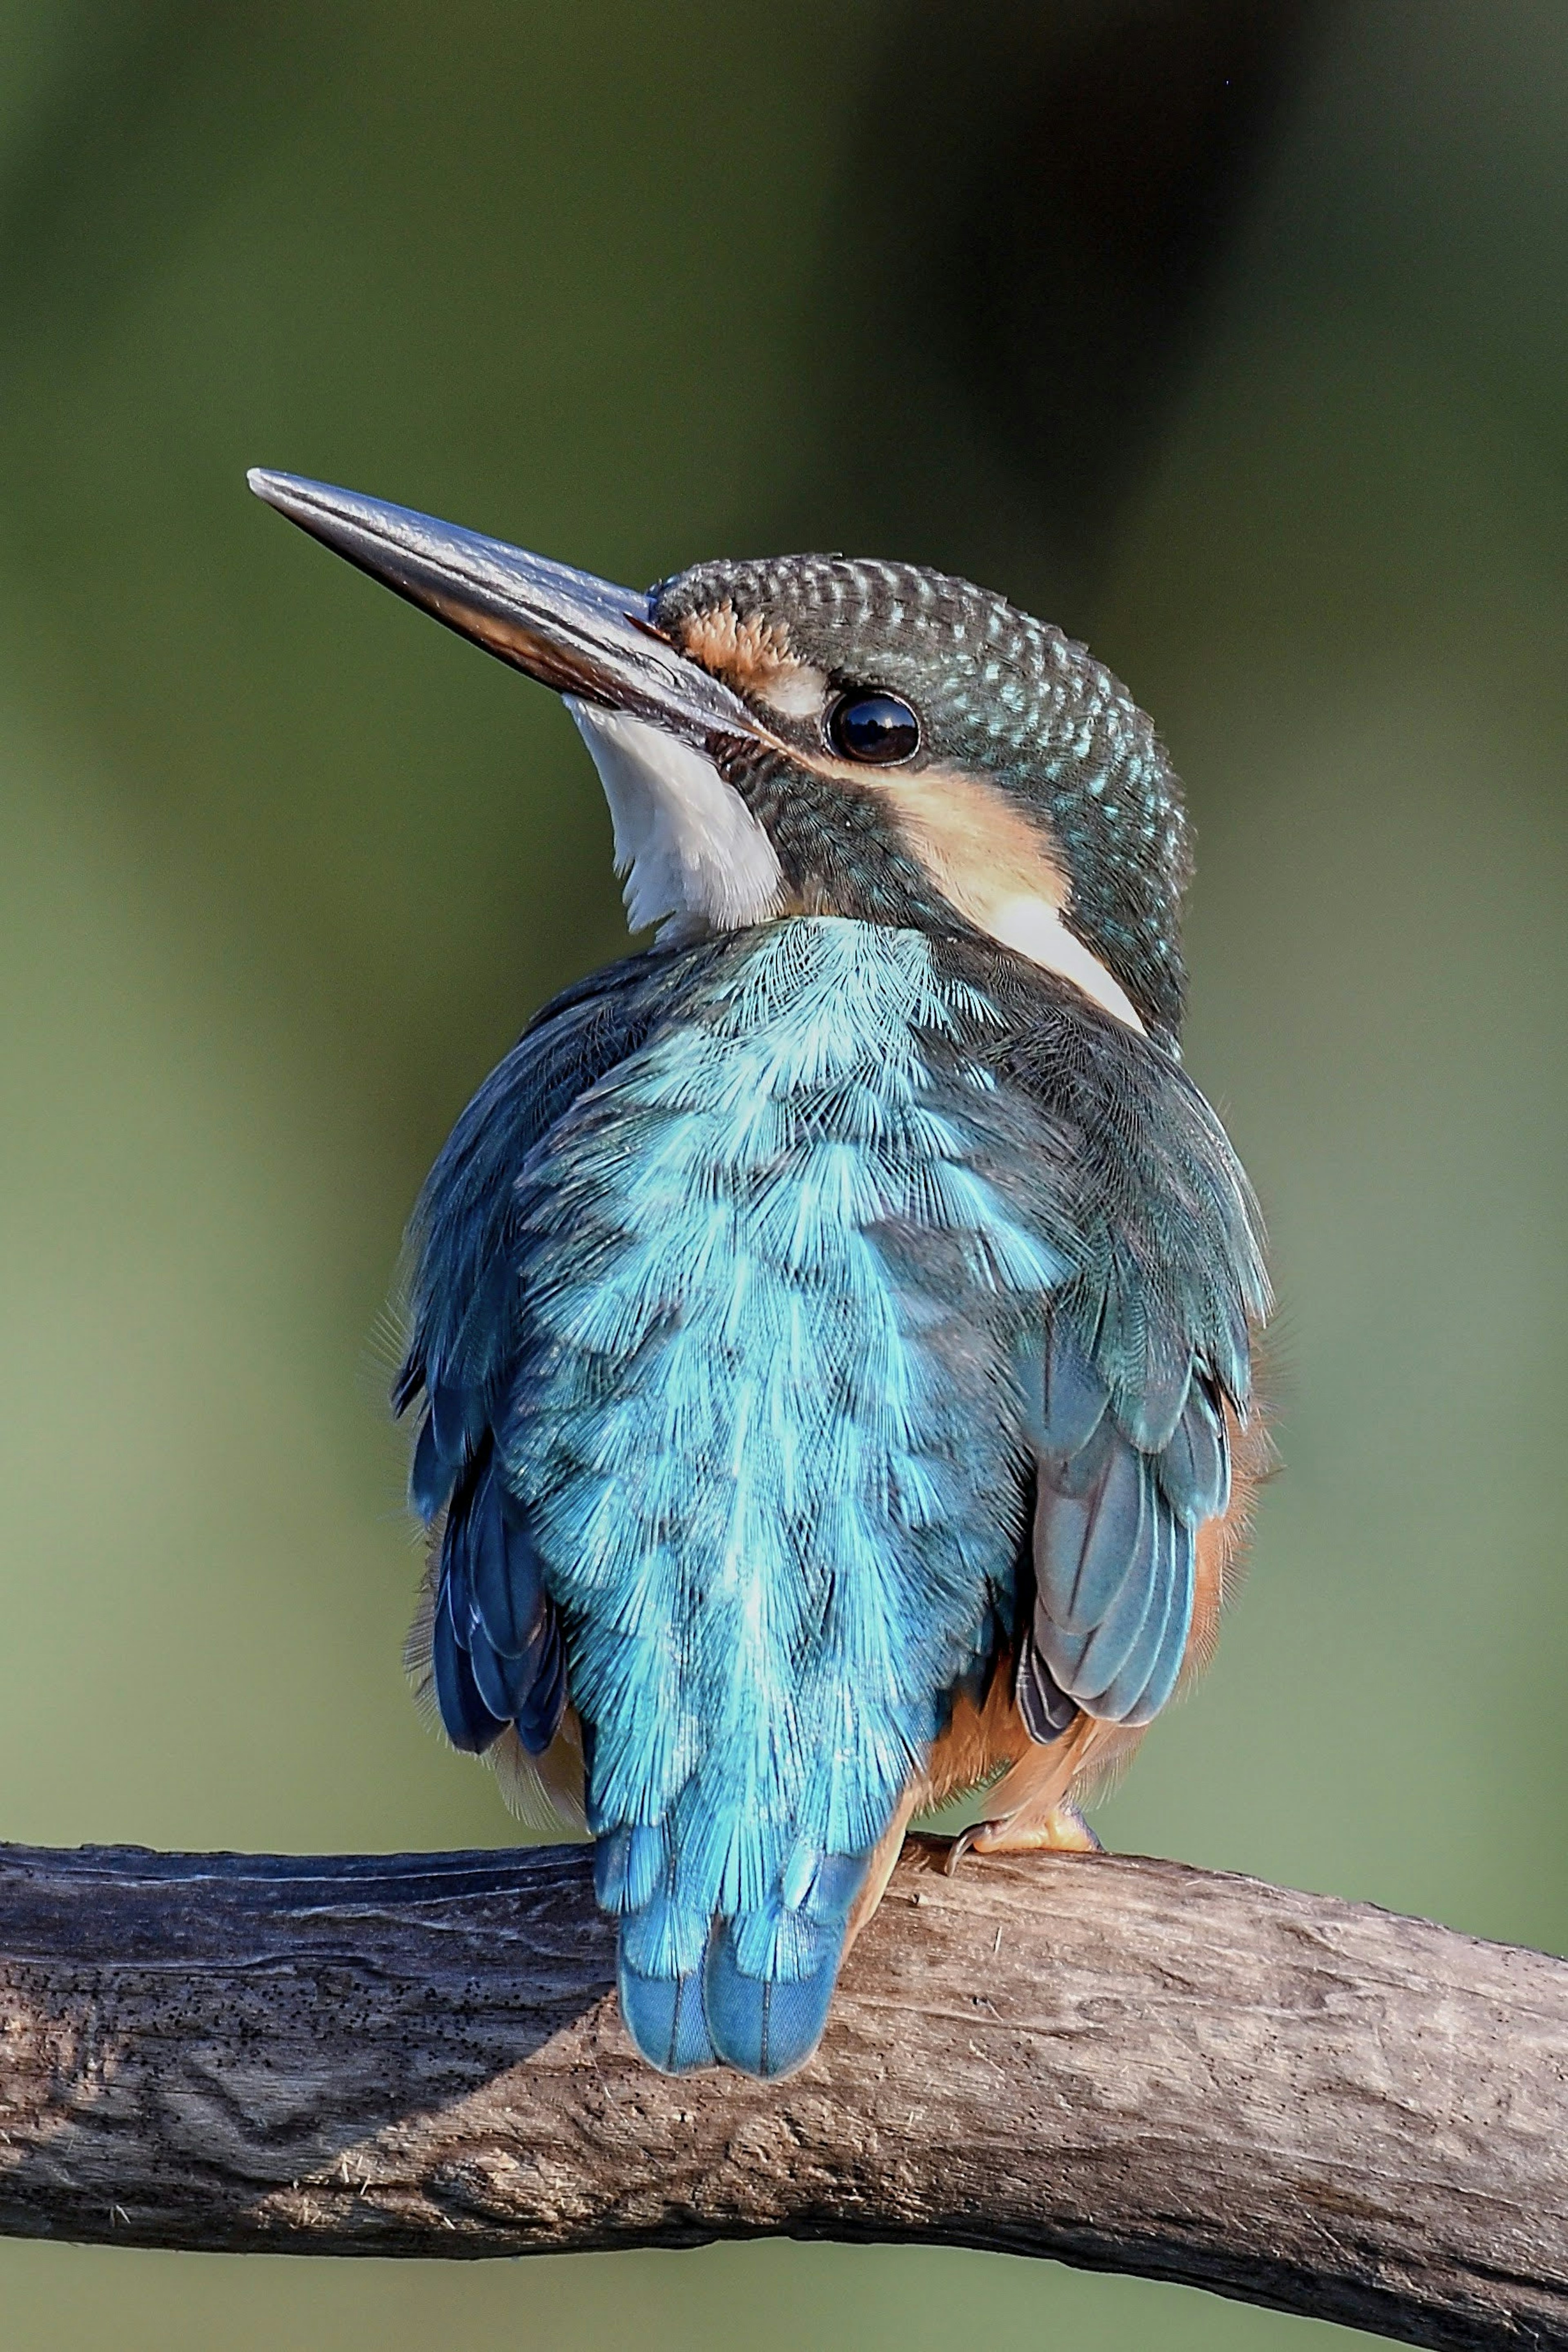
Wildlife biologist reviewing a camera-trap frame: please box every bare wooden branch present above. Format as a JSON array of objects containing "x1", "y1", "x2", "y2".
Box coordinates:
[{"x1": 0, "y1": 1836, "x2": 1562, "y2": 2348}]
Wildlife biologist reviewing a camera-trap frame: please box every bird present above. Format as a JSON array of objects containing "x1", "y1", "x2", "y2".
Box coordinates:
[{"x1": 250, "y1": 468, "x2": 1271, "y2": 2082}]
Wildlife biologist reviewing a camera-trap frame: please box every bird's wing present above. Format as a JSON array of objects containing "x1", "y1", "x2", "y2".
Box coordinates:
[
  {"x1": 1019, "y1": 1323, "x2": 1234, "y2": 1733},
  {"x1": 956, "y1": 952, "x2": 1270, "y2": 1741},
  {"x1": 395, "y1": 940, "x2": 726, "y2": 1768}
]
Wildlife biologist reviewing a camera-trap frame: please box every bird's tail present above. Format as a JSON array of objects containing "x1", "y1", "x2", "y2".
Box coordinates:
[{"x1": 597, "y1": 1824, "x2": 872, "y2": 2078}]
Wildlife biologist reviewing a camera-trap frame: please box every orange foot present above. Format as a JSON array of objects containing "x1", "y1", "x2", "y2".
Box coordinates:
[{"x1": 943, "y1": 1801, "x2": 1103, "y2": 1874}]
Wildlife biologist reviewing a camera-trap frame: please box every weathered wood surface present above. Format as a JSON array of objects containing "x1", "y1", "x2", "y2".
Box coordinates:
[{"x1": 0, "y1": 1835, "x2": 1562, "y2": 2347}]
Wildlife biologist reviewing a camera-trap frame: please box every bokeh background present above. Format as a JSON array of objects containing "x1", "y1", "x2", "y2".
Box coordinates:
[{"x1": 2, "y1": 1, "x2": 1565, "y2": 2344}]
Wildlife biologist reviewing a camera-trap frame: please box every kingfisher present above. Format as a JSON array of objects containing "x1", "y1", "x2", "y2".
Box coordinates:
[{"x1": 250, "y1": 468, "x2": 1270, "y2": 2080}]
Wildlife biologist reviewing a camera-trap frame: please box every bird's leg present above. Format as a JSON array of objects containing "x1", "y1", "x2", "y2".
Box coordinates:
[
  {"x1": 943, "y1": 1801, "x2": 1102, "y2": 1874},
  {"x1": 941, "y1": 1714, "x2": 1143, "y2": 1871}
]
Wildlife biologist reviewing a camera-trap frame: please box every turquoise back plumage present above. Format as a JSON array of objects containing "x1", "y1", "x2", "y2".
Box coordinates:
[
  {"x1": 399, "y1": 916, "x2": 1267, "y2": 2077},
  {"x1": 510, "y1": 921, "x2": 1065, "y2": 2071}
]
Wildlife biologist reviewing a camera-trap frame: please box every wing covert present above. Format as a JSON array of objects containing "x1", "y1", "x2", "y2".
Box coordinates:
[{"x1": 954, "y1": 952, "x2": 1268, "y2": 1748}]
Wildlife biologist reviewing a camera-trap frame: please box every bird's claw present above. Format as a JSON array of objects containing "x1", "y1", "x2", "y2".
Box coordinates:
[
  {"x1": 940, "y1": 1804, "x2": 1105, "y2": 1873},
  {"x1": 942, "y1": 1824, "x2": 987, "y2": 1875}
]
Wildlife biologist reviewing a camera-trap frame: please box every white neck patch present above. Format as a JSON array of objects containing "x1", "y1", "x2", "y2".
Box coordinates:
[
  {"x1": 977, "y1": 893, "x2": 1146, "y2": 1032},
  {"x1": 567, "y1": 699, "x2": 784, "y2": 938}
]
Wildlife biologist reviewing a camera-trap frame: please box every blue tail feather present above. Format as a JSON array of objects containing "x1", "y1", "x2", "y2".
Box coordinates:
[
  {"x1": 617, "y1": 1956, "x2": 717, "y2": 2074},
  {"x1": 607, "y1": 1837, "x2": 872, "y2": 2080},
  {"x1": 702, "y1": 1926, "x2": 841, "y2": 2079}
]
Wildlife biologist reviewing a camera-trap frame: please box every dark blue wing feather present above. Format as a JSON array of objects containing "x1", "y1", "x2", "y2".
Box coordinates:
[
  {"x1": 1091, "y1": 1497, "x2": 1186, "y2": 1721},
  {"x1": 1024, "y1": 1329, "x2": 1203, "y2": 1733},
  {"x1": 515, "y1": 1619, "x2": 568, "y2": 1755},
  {"x1": 1032, "y1": 1316, "x2": 1109, "y2": 1465},
  {"x1": 1038, "y1": 1413, "x2": 1144, "y2": 1623},
  {"x1": 431, "y1": 1565, "x2": 507, "y2": 1754},
  {"x1": 430, "y1": 1440, "x2": 564, "y2": 1755},
  {"x1": 1158, "y1": 1377, "x2": 1231, "y2": 1528},
  {"x1": 402, "y1": 944, "x2": 725, "y2": 1764},
  {"x1": 409, "y1": 1411, "x2": 448, "y2": 1523},
  {"x1": 1014, "y1": 1640, "x2": 1079, "y2": 1742}
]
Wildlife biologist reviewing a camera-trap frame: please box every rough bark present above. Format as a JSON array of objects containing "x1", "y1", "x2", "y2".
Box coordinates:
[{"x1": 0, "y1": 1835, "x2": 1562, "y2": 2348}]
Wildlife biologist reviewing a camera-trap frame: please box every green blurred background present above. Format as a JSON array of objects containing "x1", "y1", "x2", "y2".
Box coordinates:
[{"x1": 2, "y1": 1, "x2": 1565, "y2": 2344}]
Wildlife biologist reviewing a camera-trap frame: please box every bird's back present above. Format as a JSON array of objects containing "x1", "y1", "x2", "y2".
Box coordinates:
[{"x1": 402, "y1": 914, "x2": 1262, "y2": 2076}]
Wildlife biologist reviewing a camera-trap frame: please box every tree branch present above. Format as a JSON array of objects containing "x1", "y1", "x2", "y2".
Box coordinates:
[{"x1": 0, "y1": 1835, "x2": 1562, "y2": 2348}]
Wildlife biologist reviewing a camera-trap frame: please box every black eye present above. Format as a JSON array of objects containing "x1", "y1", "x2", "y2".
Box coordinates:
[{"x1": 826, "y1": 689, "x2": 921, "y2": 765}]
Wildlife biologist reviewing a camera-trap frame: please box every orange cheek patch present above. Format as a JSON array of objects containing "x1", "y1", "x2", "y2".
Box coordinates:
[
  {"x1": 676, "y1": 599, "x2": 825, "y2": 717},
  {"x1": 877, "y1": 765, "x2": 1071, "y2": 924}
]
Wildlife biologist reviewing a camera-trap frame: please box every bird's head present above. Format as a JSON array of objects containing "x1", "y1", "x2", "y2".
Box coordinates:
[{"x1": 250, "y1": 473, "x2": 1190, "y2": 1041}]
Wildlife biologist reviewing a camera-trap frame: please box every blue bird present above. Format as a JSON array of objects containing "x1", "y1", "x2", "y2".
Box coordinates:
[{"x1": 251, "y1": 469, "x2": 1270, "y2": 2080}]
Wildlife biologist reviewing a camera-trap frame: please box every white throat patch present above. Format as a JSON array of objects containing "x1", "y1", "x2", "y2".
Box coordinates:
[{"x1": 567, "y1": 700, "x2": 784, "y2": 938}]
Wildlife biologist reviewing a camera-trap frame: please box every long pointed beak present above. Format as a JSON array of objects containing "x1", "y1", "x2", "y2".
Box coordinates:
[{"x1": 247, "y1": 469, "x2": 756, "y2": 745}]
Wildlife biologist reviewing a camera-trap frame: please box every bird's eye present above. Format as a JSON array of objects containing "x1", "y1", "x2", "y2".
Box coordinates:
[{"x1": 826, "y1": 689, "x2": 921, "y2": 765}]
